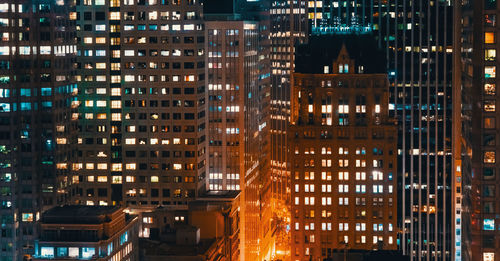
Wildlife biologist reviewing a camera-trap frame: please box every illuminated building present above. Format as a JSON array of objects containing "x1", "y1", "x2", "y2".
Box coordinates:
[
  {"x1": 457, "y1": 0, "x2": 500, "y2": 260},
  {"x1": 33, "y1": 206, "x2": 139, "y2": 261},
  {"x1": 304, "y1": 1, "x2": 455, "y2": 260},
  {"x1": 72, "y1": 0, "x2": 272, "y2": 259},
  {"x1": 204, "y1": 3, "x2": 273, "y2": 259},
  {"x1": 72, "y1": 0, "x2": 206, "y2": 206},
  {"x1": 289, "y1": 37, "x2": 397, "y2": 260},
  {"x1": 269, "y1": 1, "x2": 308, "y2": 258},
  {"x1": 0, "y1": 0, "x2": 77, "y2": 259},
  {"x1": 270, "y1": 0, "x2": 307, "y2": 203}
]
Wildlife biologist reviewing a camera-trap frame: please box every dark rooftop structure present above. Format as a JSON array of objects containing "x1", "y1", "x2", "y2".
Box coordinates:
[
  {"x1": 295, "y1": 35, "x2": 387, "y2": 74},
  {"x1": 323, "y1": 250, "x2": 410, "y2": 261},
  {"x1": 203, "y1": 0, "x2": 235, "y2": 15},
  {"x1": 42, "y1": 205, "x2": 120, "y2": 224}
]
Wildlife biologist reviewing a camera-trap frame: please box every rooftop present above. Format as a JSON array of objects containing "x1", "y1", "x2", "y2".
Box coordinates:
[
  {"x1": 140, "y1": 238, "x2": 216, "y2": 258},
  {"x1": 42, "y1": 205, "x2": 121, "y2": 225},
  {"x1": 295, "y1": 35, "x2": 387, "y2": 74}
]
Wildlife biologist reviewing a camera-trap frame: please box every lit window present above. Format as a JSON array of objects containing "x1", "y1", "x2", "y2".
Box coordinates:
[
  {"x1": 82, "y1": 248, "x2": 95, "y2": 259},
  {"x1": 338, "y1": 104, "x2": 349, "y2": 113},
  {"x1": 97, "y1": 176, "x2": 107, "y2": 182},
  {"x1": 484, "y1": 100, "x2": 496, "y2": 112},
  {"x1": 485, "y1": 66, "x2": 496, "y2": 78},
  {"x1": 22, "y1": 213, "x2": 33, "y2": 222},
  {"x1": 484, "y1": 151, "x2": 496, "y2": 163},
  {"x1": 111, "y1": 113, "x2": 121, "y2": 121},
  {"x1": 96, "y1": 37, "x2": 106, "y2": 44},
  {"x1": 486, "y1": 49, "x2": 496, "y2": 61},
  {"x1": 483, "y1": 219, "x2": 495, "y2": 230},
  {"x1": 483, "y1": 252, "x2": 495, "y2": 261},
  {"x1": 111, "y1": 164, "x2": 122, "y2": 171},
  {"x1": 40, "y1": 247, "x2": 54, "y2": 258},
  {"x1": 111, "y1": 100, "x2": 121, "y2": 109},
  {"x1": 485, "y1": 32, "x2": 495, "y2": 44}
]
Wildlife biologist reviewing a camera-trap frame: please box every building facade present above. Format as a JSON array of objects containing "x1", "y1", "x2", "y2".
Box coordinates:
[
  {"x1": 139, "y1": 192, "x2": 240, "y2": 261},
  {"x1": 458, "y1": 0, "x2": 500, "y2": 260},
  {"x1": 33, "y1": 206, "x2": 139, "y2": 261},
  {"x1": 304, "y1": 1, "x2": 455, "y2": 260},
  {"x1": 205, "y1": 17, "x2": 272, "y2": 261},
  {"x1": 71, "y1": 0, "x2": 206, "y2": 206},
  {"x1": 0, "y1": 0, "x2": 77, "y2": 259},
  {"x1": 269, "y1": 1, "x2": 308, "y2": 258},
  {"x1": 289, "y1": 44, "x2": 397, "y2": 260}
]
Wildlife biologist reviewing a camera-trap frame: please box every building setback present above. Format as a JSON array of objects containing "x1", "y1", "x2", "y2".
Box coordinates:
[{"x1": 289, "y1": 43, "x2": 397, "y2": 260}]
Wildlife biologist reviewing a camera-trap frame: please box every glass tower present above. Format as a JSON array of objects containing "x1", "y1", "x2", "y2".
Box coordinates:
[{"x1": 305, "y1": 1, "x2": 455, "y2": 260}]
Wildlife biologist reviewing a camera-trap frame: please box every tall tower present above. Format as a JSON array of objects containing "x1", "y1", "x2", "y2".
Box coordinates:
[
  {"x1": 457, "y1": 0, "x2": 500, "y2": 260},
  {"x1": 204, "y1": 17, "x2": 272, "y2": 260},
  {"x1": 269, "y1": 1, "x2": 308, "y2": 257},
  {"x1": 0, "y1": 0, "x2": 77, "y2": 259},
  {"x1": 305, "y1": 1, "x2": 455, "y2": 260},
  {"x1": 73, "y1": 0, "x2": 206, "y2": 206}
]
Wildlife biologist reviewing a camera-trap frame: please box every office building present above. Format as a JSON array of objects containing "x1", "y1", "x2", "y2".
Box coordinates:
[
  {"x1": 204, "y1": 5, "x2": 273, "y2": 259},
  {"x1": 0, "y1": 1, "x2": 77, "y2": 259},
  {"x1": 269, "y1": 1, "x2": 308, "y2": 257},
  {"x1": 457, "y1": 0, "x2": 500, "y2": 260},
  {"x1": 33, "y1": 206, "x2": 139, "y2": 261},
  {"x1": 289, "y1": 37, "x2": 397, "y2": 260},
  {"x1": 72, "y1": 0, "x2": 206, "y2": 206},
  {"x1": 304, "y1": 1, "x2": 455, "y2": 260}
]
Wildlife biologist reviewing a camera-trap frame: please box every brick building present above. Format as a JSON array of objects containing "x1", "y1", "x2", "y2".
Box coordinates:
[{"x1": 289, "y1": 41, "x2": 397, "y2": 260}]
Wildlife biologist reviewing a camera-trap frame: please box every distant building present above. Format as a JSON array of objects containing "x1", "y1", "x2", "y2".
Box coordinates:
[
  {"x1": 33, "y1": 206, "x2": 139, "y2": 261},
  {"x1": 289, "y1": 38, "x2": 397, "y2": 260}
]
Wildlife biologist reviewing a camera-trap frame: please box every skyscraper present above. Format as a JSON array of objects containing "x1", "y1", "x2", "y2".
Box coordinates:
[
  {"x1": 72, "y1": 0, "x2": 206, "y2": 206},
  {"x1": 289, "y1": 36, "x2": 397, "y2": 260},
  {"x1": 0, "y1": 1, "x2": 77, "y2": 259},
  {"x1": 269, "y1": 1, "x2": 308, "y2": 256},
  {"x1": 457, "y1": 0, "x2": 500, "y2": 260},
  {"x1": 72, "y1": 0, "x2": 273, "y2": 259},
  {"x1": 304, "y1": 1, "x2": 455, "y2": 260},
  {"x1": 205, "y1": 16, "x2": 272, "y2": 260}
]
